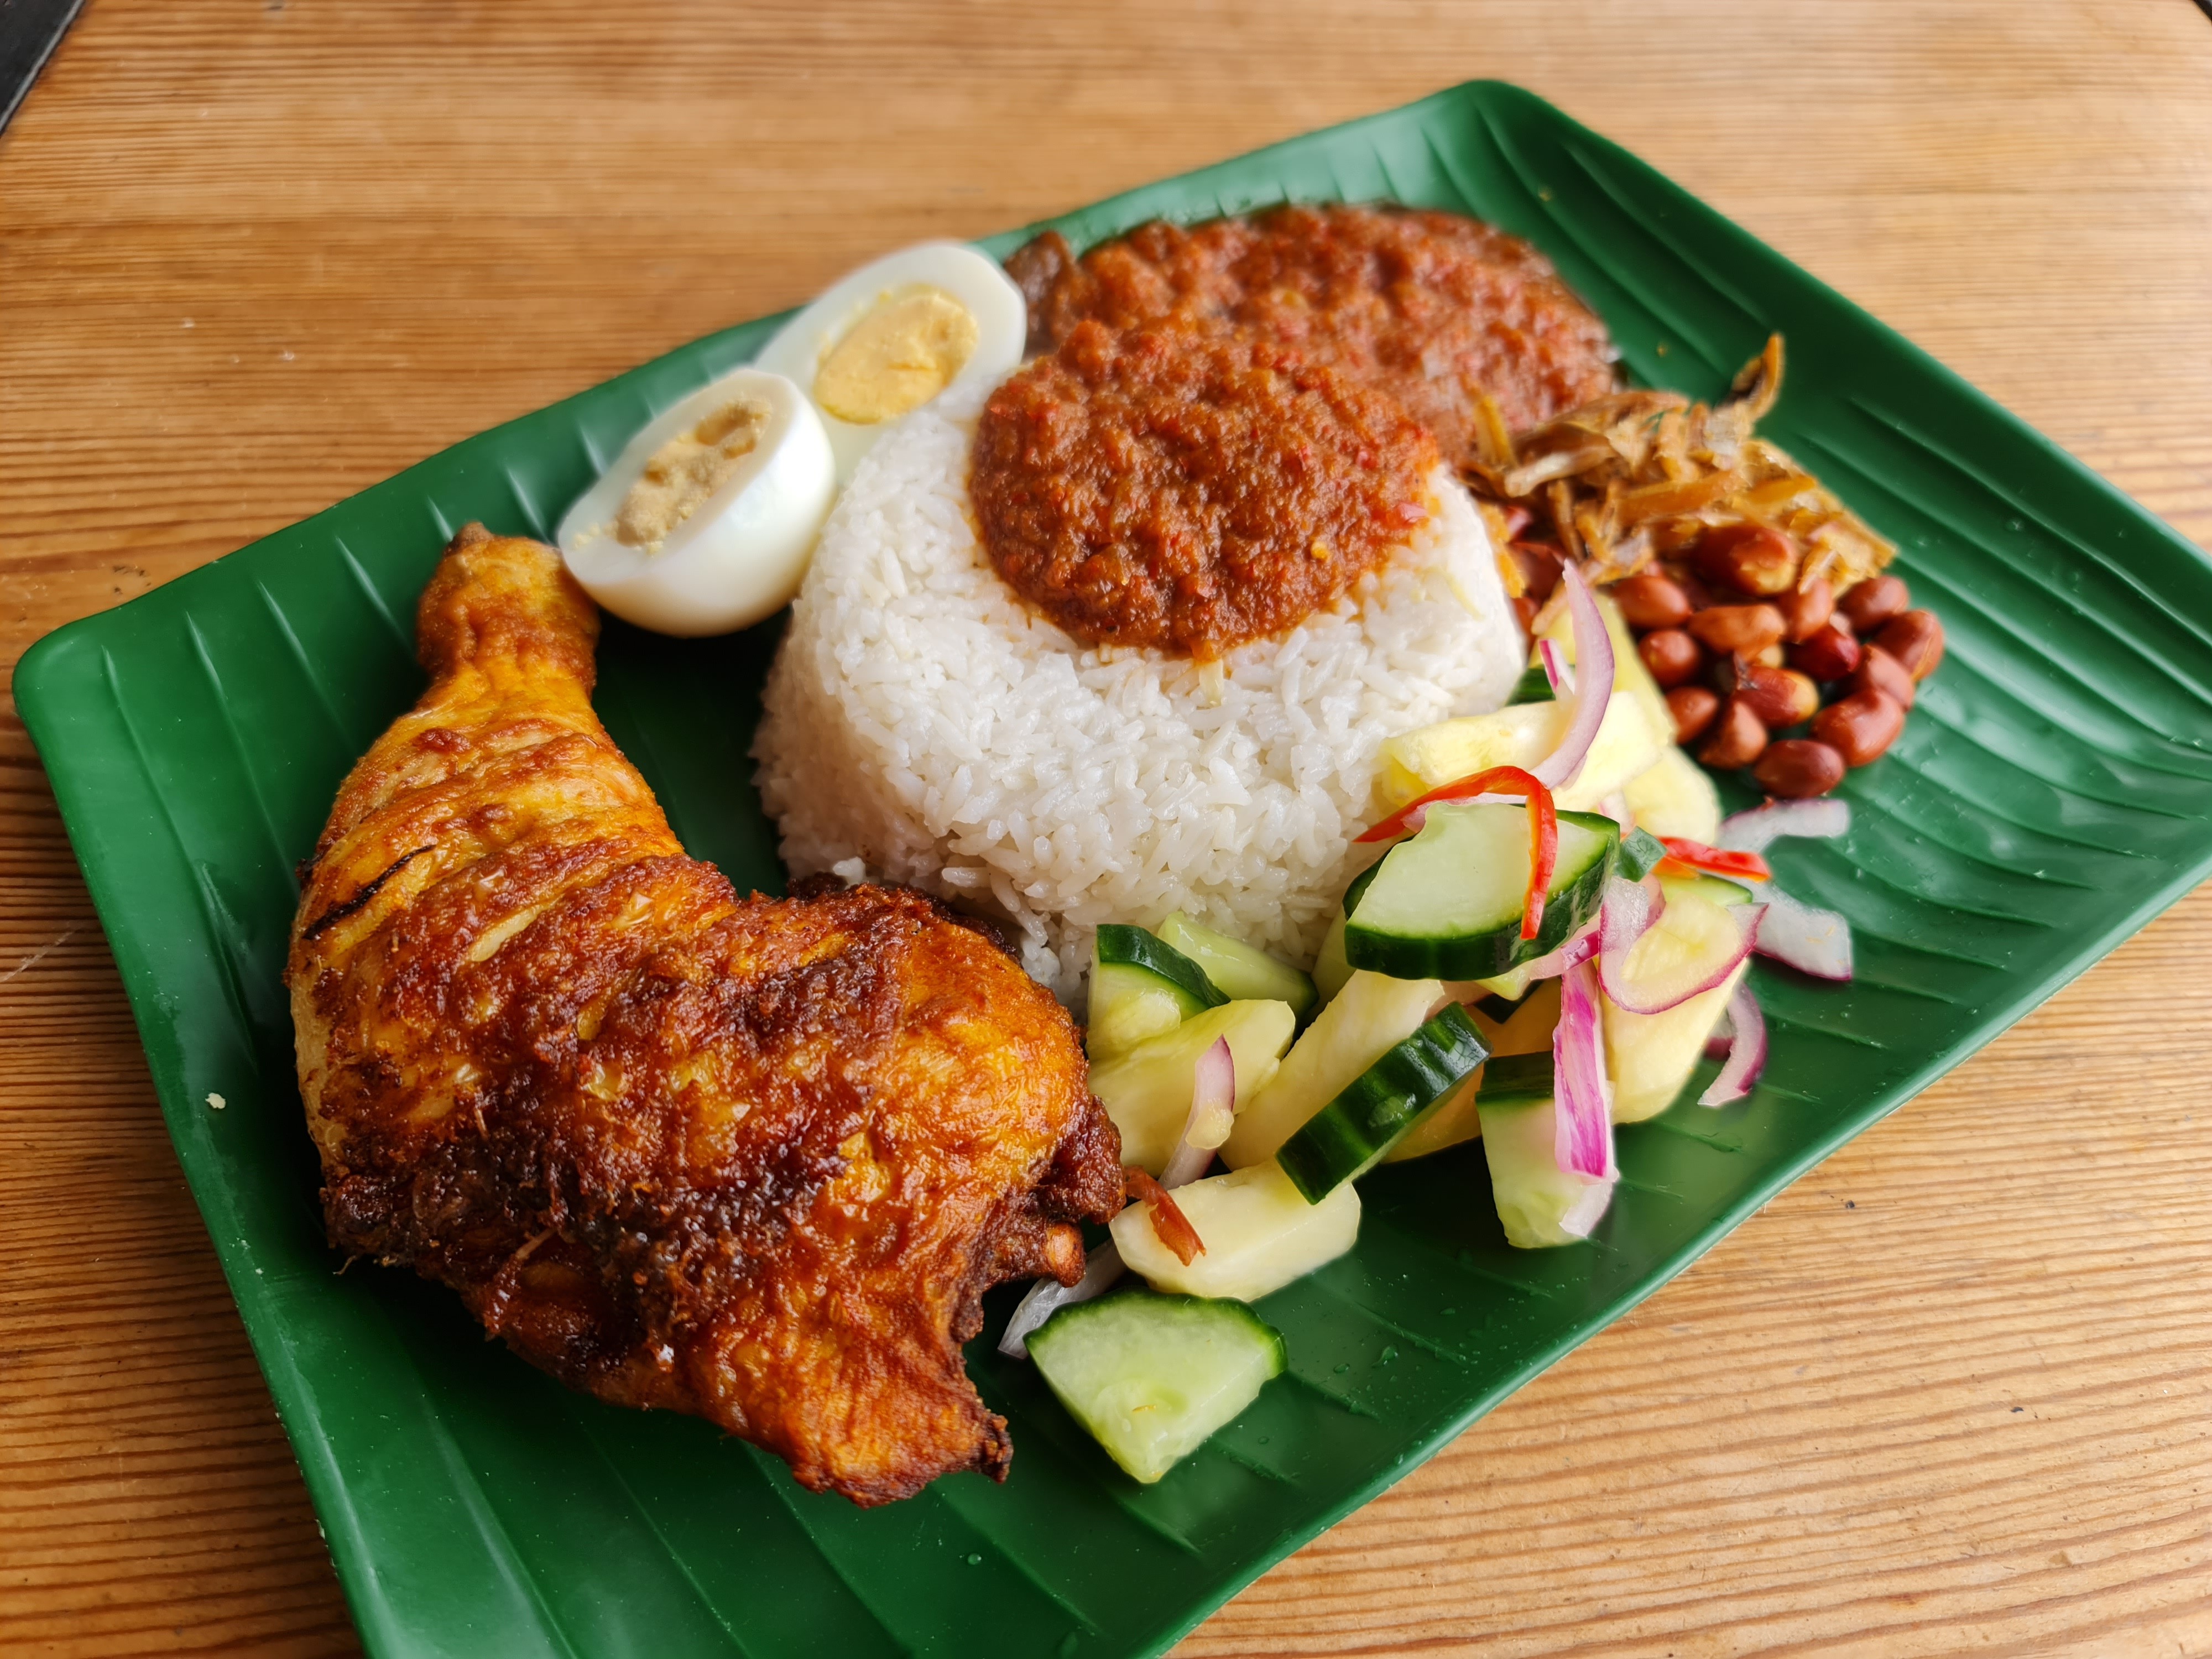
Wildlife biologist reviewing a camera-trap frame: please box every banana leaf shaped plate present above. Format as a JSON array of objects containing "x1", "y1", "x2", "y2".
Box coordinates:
[{"x1": 18, "y1": 80, "x2": 2212, "y2": 1659}]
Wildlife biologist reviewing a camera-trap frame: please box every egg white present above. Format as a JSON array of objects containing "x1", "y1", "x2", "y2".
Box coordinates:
[
  {"x1": 753, "y1": 242, "x2": 1026, "y2": 482},
  {"x1": 557, "y1": 367, "x2": 834, "y2": 637}
]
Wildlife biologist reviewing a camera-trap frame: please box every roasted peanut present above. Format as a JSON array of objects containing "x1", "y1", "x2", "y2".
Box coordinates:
[
  {"x1": 1781, "y1": 577, "x2": 1834, "y2": 644},
  {"x1": 1613, "y1": 573, "x2": 1693, "y2": 631},
  {"x1": 1666, "y1": 685, "x2": 1720, "y2": 745},
  {"x1": 1692, "y1": 523, "x2": 1797, "y2": 597},
  {"x1": 1875, "y1": 609, "x2": 1945, "y2": 680},
  {"x1": 1686, "y1": 602, "x2": 1787, "y2": 655},
  {"x1": 1778, "y1": 666, "x2": 1822, "y2": 722},
  {"x1": 1697, "y1": 695, "x2": 1770, "y2": 769},
  {"x1": 1751, "y1": 643, "x2": 1786, "y2": 669},
  {"x1": 1838, "y1": 574, "x2": 1910, "y2": 634},
  {"x1": 1674, "y1": 570, "x2": 1719, "y2": 612},
  {"x1": 1638, "y1": 628, "x2": 1704, "y2": 689},
  {"x1": 1812, "y1": 687, "x2": 1906, "y2": 766},
  {"x1": 1787, "y1": 618, "x2": 1861, "y2": 681},
  {"x1": 1848, "y1": 643, "x2": 1917, "y2": 711},
  {"x1": 1734, "y1": 662, "x2": 1821, "y2": 728},
  {"x1": 1753, "y1": 738, "x2": 1846, "y2": 799}
]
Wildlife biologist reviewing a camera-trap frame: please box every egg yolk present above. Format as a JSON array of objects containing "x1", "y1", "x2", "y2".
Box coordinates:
[
  {"x1": 812, "y1": 286, "x2": 979, "y2": 425},
  {"x1": 614, "y1": 395, "x2": 770, "y2": 551}
]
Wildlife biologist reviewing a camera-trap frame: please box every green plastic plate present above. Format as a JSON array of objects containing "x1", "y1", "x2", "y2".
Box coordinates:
[{"x1": 18, "y1": 82, "x2": 2212, "y2": 1659}]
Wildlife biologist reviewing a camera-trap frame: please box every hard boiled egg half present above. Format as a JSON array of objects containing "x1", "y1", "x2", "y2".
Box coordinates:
[
  {"x1": 557, "y1": 367, "x2": 834, "y2": 637},
  {"x1": 753, "y1": 242, "x2": 1027, "y2": 482}
]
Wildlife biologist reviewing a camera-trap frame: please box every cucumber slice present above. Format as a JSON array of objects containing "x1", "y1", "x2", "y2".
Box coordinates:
[
  {"x1": 1344, "y1": 804, "x2": 1619, "y2": 981},
  {"x1": 1477, "y1": 1050, "x2": 1554, "y2": 1104},
  {"x1": 1088, "y1": 924, "x2": 1225, "y2": 1061},
  {"x1": 1311, "y1": 860, "x2": 1380, "y2": 1006},
  {"x1": 1096, "y1": 924, "x2": 1225, "y2": 1006},
  {"x1": 1112, "y1": 1160, "x2": 1359, "y2": 1301},
  {"x1": 1476, "y1": 1064, "x2": 1618, "y2": 1249},
  {"x1": 1382, "y1": 1072, "x2": 1483, "y2": 1163},
  {"x1": 1506, "y1": 662, "x2": 1554, "y2": 705},
  {"x1": 1088, "y1": 964, "x2": 1193, "y2": 1060},
  {"x1": 1392, "y1": 1046, "x2": 1552, "y2": 1167},
  {"x1": 1090, "y1": 999, "x2": 1296, "y2": 1174},
  {"x1": 1342, "y1": 860, "x2": 1381, "y2": 914},
  {"x1": 1387, "y1": 980, "x2": 1563, "y2": 1164},
  {"x1": 1276, "y1": 1004, "x2": 1490, "y2": 1200},
  {"x1": 1620, "y1": 742, "x2": 1722, "y2": 844},
  {"x1": 1220, "y1": 969, "x2": 1442, "y2": 1170},
  {"x1": 1311, "y1": 912, "x2": 1352, "y2": 1004},
  {"x1": 1027, "y1": 1290, "x2": 1285, "y2": 1484},
  {"x1": 1658, "y1": 872, "x2": 1753, "y2": 909},
  {"x1": 1156, "y1": 913, "x2": 1317, "y2": 1019},
  {"x1": 1618, "y1": 826, "x2": 1668, "y2": 883}
]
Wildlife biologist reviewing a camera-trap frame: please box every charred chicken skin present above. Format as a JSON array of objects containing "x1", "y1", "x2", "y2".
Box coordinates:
[{"x1": 286, "y1": 525, "x2": 1121, "y2": 1506}]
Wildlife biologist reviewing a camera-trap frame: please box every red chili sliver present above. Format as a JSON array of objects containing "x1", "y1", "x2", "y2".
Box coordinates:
[
  {"x1": 1355, "y1": 764, "x2": 1557, "y2": 942},
  {"x1": 1125, "y1": 1168, "x2": 1206, "y2": 1266},
  {"x1": 1657, "y1": 837, "x2": 1772, "y2": 883},
  {"x1": 1522, "y1": 786, "x2": 1558, "y2": 941},
  {"x1": 1355, "y1": 763, "x2": 1545, "y2": 843}
]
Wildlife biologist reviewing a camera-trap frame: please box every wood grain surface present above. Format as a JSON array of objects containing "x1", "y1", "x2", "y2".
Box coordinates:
[{"x1": 3, "y1": 2, "x2": 2209, "y2": 1654}]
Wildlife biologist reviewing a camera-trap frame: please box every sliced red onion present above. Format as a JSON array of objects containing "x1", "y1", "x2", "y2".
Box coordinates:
[
  {"x1": 1553, "y1": 1171, "x2": 1618, "y2": 1240},
  {"x1": 999, "y1": 1241, "x2": 1124, "y2": 1359},
  {"x1": 1538, "y1": 637, "x2": 1577, "y2": 697},
  {"x1": 1719, "y1": 797, "x2": 1851, "y2": 854},
  {"x1": 1601, "y1": 891, "x2": 1764, "y2": 1016},
  {"x1": 1747, "y1": 883, "x2": 1854, "y2": 981},
  {"x1": 1599, "y1": 789, "x2": 1633, "y2": 831},
  {"x1": 1160, "y1": 1037, "x2": 1235, "y2": 1188},
  {"x1": 1552, "y1": 958, "x2": 1616, "y2": 1179},
  {"x1": 1532, "y1": 564, "x2": 1614, "y2": 794},
  {"x1": 1599, "y1": 873, "x2": 1658, "y2": 958},
  {"x1": 1699, "y1": 983, "x2": 1768, "y2": 1107},
  {"x1": 1703, "y1": 1012, "x2": 1735, "y2": 1062}
]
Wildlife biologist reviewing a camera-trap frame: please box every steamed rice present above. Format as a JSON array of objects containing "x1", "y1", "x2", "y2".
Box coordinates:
[{"x1": 752, "y1": 380, "x2": 1525, "y2": 1001}]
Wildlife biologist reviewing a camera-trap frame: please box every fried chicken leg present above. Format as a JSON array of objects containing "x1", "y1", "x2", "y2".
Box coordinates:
[{"x1": 287, "y1": 525, "x2": 1121, "y2": 1505}]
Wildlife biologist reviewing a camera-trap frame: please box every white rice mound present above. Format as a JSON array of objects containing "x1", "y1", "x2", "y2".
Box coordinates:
[{"x1": 752, "y1": 379, "x2": 1525, "y2": 1002}]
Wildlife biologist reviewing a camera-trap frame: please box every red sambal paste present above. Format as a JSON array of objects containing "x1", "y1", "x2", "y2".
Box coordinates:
[
  {"x1": 974, "y1": 203, "x2": 1619, "y2": 659},
  {"x1": 972, "y1": 320, "x2": 1439, "y2": 659},
  {"x1": 1006, "y1": 204, "x2": 1618, "y2": 450}
]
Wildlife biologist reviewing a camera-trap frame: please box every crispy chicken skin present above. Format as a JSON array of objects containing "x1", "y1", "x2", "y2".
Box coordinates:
[{"x1": 286, "y1": 524, "x2": 1121, "y2": 1505}]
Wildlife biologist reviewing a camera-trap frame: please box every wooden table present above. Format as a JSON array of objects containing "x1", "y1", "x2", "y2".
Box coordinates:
[{"x1": 4, "y1": 2, "x2": 2209, "y2": 1652}]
